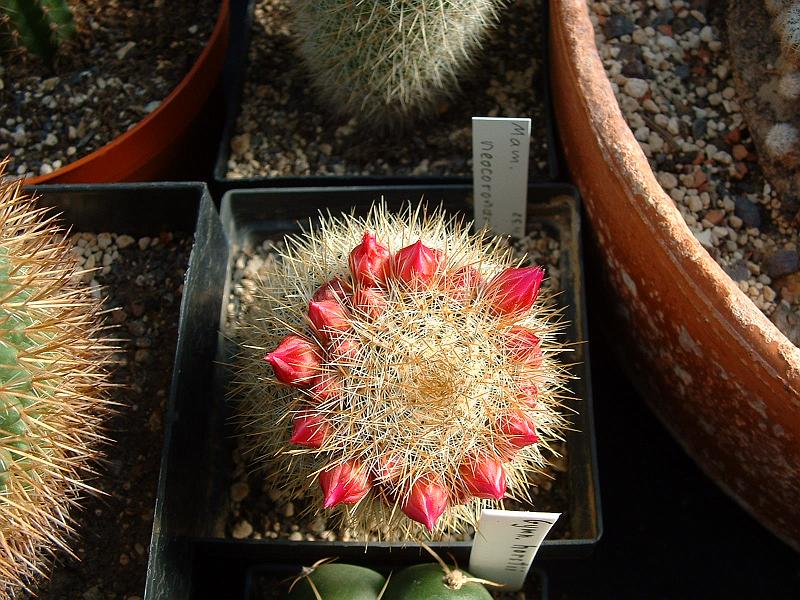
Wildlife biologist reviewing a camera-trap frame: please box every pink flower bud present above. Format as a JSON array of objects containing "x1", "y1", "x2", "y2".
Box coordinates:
[
  {"x1": 459, "y1": 455, "x2": 507, "y2": 500},
  {"x1": 445, "y1": 266, "x2": 482, "y2": 302},
  {"x1": 353, "y1": 286, "x2": 387, "y2": 320},
  {"x1": 505, "y1": 326, "x2": 543, "y2": 367},
  {"x1": 265, "y1": 335, "x2": 321, "y2": 387},
  {"x1": 498, "y1": 410, "x2": 540, "y2": 449},
  {"x1": 392, "y1": 240, "x2": 444, "y2": 288},
  {"x1": 485, "y1": 266, "x2": 545, "y2": 316},
  {"x1": 312, "y1": 278, "x2": 352, "y2": 304},
  {"x1": 402, "y1": 475, "x2": 448, "y2": 531},
  {"x1": 517, "y1": 383, "x2": 539, "y2": 407},
  {"x1": 319, "y1": 461, "x2": 372, "y2": 508},
  {"x1": 308, "y1": 300, "x2": 351, "y2": 342},
  {"x1": 327, "y1": 336, "x2": 361, "y2": 362},
  {"x1": 311, "y1": 371, "x2": 342, "y2": 402},
  {"x1": 349, "y1": 232, "x2": 391, "y2": 287},
  {"x1": 290, "y1": 410, "x2": 329, "y2": 448}
]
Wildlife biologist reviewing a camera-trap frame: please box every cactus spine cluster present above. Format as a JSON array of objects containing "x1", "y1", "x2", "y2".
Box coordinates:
[
  {"x1": 0, "y1": 175, "x2": 111, "y2": 596},
  {"x1": 233, "y1": 205, "x2": 569, "y2": 540},
  {"x1": 758, "y1": 2, "x2": 800, "y2": 164},
  {"x1": 291, "y1": 0, "x2": 506, "y2": 127},
  {"x1": 0, "y1": 0, "x2": 75, "y2": 63}
]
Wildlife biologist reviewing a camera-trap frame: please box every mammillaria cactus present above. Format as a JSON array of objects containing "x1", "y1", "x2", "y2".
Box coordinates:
[
  {"x1": 724, "y1": 2, "x2": 800, "y2": 224},
  {"x1": 0, "y1": 175, "x2": 111, "y2": 596},
  {"x1": 0, "y1": 0, "x2": 75, "y2": 64},
  {"x1": 290, "y1": 0, "x2": 506, "y2": 127},
  {"x1": 233, "y1": 205, "x2": 570, "y2": 539}
]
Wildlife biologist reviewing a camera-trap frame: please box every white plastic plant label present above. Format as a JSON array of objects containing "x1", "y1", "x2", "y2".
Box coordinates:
[
  {"x1": 471, "y1": 117, "x2": 531, "y2": 239},
  {"x1": 468, "y1": 509, "x2": 560, "y2": 591}
]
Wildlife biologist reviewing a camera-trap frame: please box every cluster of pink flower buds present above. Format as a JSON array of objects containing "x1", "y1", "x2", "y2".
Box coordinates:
[{"x1": 265, "y1": 231, "x2": 546, "y2": 531}]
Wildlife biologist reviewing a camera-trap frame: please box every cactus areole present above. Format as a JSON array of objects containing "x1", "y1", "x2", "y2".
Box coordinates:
[{"x1": 234, "y1": 205, "x2": 570, "y2": 539}]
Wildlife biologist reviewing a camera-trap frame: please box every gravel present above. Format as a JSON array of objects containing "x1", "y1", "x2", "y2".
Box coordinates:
[
  {"x1": 0, "y1": 0, "x2": 217, "y2": 179},
  {"x1": 589, "y1": 0, "x2": 800, "y2": 346},
  {"x1": 225, "y1": 0, "x2": 550, "y2": 180},
  {"x1": 223, "y1": 220, "x2": 571, "y2": 545},
  {"x1": 25, "y1": 231, "x2": 191, "y2": 600}
]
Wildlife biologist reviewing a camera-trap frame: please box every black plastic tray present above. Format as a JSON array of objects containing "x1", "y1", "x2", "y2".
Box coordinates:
[
  {"x1": 27, "y1": 182, "x2": 208, "y2": 234},
  {"x1": 20, "y1": 182, "x2": 212, "y2": 599},
  {"x1": 150, "y1": 184, "x2": 600, "y2": 600},
  {"x1": 212, "y1": 0, "x2": 560, "y2": 193}
]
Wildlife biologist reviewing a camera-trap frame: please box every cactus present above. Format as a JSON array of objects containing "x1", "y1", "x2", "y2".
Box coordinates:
[
  {"x1": 290, "y1": 0, "x2": 506, "y2": 127},
  {"x1": 0, "y1": 174, "x2": 111, "y2": 596},
  {"x1": 0, "y1": 0, "x2": 75, "y2": 63},
  {"x1": 233, "y1": 204, "x2": 570, "y2": 540},
  {"x1": 765, "y1": 122, "x2": 800, "y2": 166},
  {"x1": 383, "y1": 563, "x2": 493, "y2": 599},
  {"x1": 770, "y1": 1, "x2": 800, "y2": 65},
  {"x1": 286, "y1": 562, "x2": 387, "y2": 600},
  {"x1": 765, "y1": 0, "x2": 794, "y2": 17}
]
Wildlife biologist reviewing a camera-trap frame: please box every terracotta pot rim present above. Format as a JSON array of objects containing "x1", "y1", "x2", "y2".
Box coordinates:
[
  {"x1": 24, "y1": 0, "x2": 231, "y2": 185},
  {"x1": 554, "y1": 0, "x2": 800, "y2": 378}
]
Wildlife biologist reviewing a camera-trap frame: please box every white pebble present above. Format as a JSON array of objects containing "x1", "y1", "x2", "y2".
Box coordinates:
[
  {"x1": 658, "y1": 171, "x2": 678, "y2": 190},
  {"x1": 624, "y1": 78, "x2": 649, "y2": 99},
  {"x1": 688, "y1": 195, "x2": 703, "y2": 213},
  {"x1": 116, "y1": 235, "x2": 135, "y2": 249}
]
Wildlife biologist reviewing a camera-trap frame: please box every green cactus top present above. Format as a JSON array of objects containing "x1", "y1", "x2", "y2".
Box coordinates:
[{"x1": 0, "y1": 0, "x2": 75, "y2": 63}]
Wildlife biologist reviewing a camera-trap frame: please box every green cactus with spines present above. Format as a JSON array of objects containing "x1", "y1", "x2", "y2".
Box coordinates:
[
  {"x1": 0, "y1": 0, "x2": 75, "y2": 64},
  {"x1": 291, "y1": 0, "x2": 507, "y2": 128},
  {"x1": 232, "y1": 204, "x2": 571, "y2": 541},
  {"x1": 0, "y1": 175, "x2": 112, "y2": 597}
]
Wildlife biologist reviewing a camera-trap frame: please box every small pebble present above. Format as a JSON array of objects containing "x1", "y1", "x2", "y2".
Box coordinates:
[
  {"x1": 765, "y1": 250, "x2": 800, "y2": 279},
  {"x1": 624, "y1": 78, "x2": 649, "y2": 99},
  {"x1": 232, "y1": 520, "x2": 253, "y2": 539},
  {"x1": 117, "y1": 235, "x2": 135, "y2": 249}
]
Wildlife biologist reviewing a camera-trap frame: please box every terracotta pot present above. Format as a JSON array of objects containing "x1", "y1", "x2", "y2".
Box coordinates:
[
  {"x1": 550, "y1": 0, "x2": 800, "y2": 548},
  {"x1": 25, "y1": 0, "x2": 230, "y2": 184}
]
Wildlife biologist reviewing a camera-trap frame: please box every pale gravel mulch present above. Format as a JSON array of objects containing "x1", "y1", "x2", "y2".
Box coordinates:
[{"x1": 589, "y1": 0, "x2": 800, "y2": 345}]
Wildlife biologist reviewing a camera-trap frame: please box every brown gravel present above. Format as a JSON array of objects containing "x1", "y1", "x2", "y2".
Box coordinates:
[
  {"x1": 24, "y1": 231, "x2": 191, "y2": 600},
  {"x1": 0, "y1": 0, "x2": 217, "y2": 179},
  {"x1": 589, "y1": 0, "x2": 800, "y2": 346},
  {"x1": 225, "y1": 0, "x2": 550, "y2": 179}
]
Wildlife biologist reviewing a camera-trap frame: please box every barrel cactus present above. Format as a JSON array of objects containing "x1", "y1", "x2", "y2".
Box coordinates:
[
  {"x1": 0, "y1": 176, "x2": 111, "y2": 596},
  {"x1": 232, "y1": 205, "x2": 570, "y2": 540},
  {"x1": 291, "y1": 0, "x2": 506, "y2": 127},
  {"x1": 0, "y1": 0, "x2": 75, "y2": 63}
]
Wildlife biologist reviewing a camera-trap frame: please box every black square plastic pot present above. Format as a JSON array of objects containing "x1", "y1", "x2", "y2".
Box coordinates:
[
  {"x1": 213, "y1": 0, "x2": 560, "y2": 192},
  {"x1": 17, "y1": 182, "x2": 212, "y2": 599},
  {"x1": 29, "y1": 182, "x2": 208, "y2": 234},
  {"x1": 148, "y1": 184, "x2": 600, "y2": 600}
]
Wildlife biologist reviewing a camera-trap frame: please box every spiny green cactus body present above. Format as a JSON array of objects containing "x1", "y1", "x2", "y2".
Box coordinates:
[
  {"x1": 0, "y1": 0, "x2": 75, "y2": 63},
  {"x1": 233, "y1": 205, "x2": 570, "y2": 541},
  {"x1": 291, "y1": 0, "x2": 506, "y2": 127},
  {"x1": 286, "y1": 563, "x2": 387, "y2": 600},
  {"x1": 0, "y1": 176, "x2": 111, "y2": 597}
]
